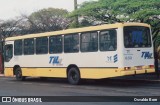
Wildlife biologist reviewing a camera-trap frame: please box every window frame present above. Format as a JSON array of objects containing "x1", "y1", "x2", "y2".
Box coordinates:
[
  {"x1": 64, "y1": 33, "x2": 79, "y2": 53},
  {"x1": 99, "y1": 29, "x2": 117, "y2": 51},
  {"x1": 23, "y1": 38, "x2": 35, "y2": 55},
  {"x1": 14, "y1": 39, "x2": 23, "y2": 56},
  {"x1": 36, "y1": 37, "x2": 48, "y2": 55},
  {"x1": 49, "y1": 35, "x2": 63, "y2": 54},
  {"x1": 80, "y1": 31, "x2": 98, "y2": 52},
  {"x1": 123, "y1": 26, "x2": 152, "y2": 48}
]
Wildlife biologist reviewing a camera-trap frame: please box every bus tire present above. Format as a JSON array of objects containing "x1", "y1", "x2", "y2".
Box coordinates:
[
  {"x1": 15, "y1": 67, "x2": 26, "y2": 81},
  {"x1": 67, "y1": 67, "x2": 81, "y2": 85}
]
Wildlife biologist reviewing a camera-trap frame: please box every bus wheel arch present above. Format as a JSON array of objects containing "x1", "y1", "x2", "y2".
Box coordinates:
[
  {"x1": 13, "y1": 65, "x2": 20, "y2": 75},
  {"x1": 67, "y1": 64, "x2": 81, "y2": 85},
  {"x1": 13, "y1": 65, "x2": 25, "y2": 81}
]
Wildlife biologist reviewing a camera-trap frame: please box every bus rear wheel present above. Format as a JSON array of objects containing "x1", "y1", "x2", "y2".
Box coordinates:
[
  {"x1": 15, "y1": 67, "x2": 25, "y2": 81},
  {"x1": 67, "y1": 67, "x2": 81, "y2": 85}
]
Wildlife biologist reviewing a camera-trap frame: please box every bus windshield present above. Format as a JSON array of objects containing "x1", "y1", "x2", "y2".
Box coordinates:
[{"x1": 124, "y1": 26, "x2": 151, "y2": 48}]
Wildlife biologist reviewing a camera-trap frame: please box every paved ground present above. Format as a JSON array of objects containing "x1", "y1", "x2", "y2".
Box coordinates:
[{"x1": 0, "y1": 75, "x2": 160, "y2": 105}]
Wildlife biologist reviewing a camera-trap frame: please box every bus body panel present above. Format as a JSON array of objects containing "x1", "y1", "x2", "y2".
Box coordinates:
[
  {"x1": 5, "y1": 67, "x2": 122, "y2": 79},
  {"x1": 4, "y1": 23, "x2": 155, "y2": 79},
  {"x1": 123, "y1": 48, "x2": 154, "y2": 67},
  {"x1": 5, "y1": 51, "x2": 121, "y2": 78},
  {"x1": 121, "y1": 25, "x2": 155, "y2": 75}
]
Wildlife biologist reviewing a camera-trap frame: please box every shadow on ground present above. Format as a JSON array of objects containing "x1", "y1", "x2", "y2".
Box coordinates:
[{"x1": 8, "y1": 73, "x2": 160, "y2": 88}]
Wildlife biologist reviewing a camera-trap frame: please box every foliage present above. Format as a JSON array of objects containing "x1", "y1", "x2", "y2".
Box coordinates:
[
  {"x1": 25, "y1": 8, "x2": 71, "y2": 33},
  {"x1": 0, "y1": 18, "x2": 23, "y2": 38},
  {"x1": 69, "y1": 0, "x2": 160, "y2": 43},
  {"x1": 69, "y1": 19, "x2": 92, "y2": 28},
  {"x1": 0, "y1": 8, "x2": 71, "y2": 38}
]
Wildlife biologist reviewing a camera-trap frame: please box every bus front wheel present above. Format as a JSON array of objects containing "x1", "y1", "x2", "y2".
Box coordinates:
[
  {"x1": 67, "y1": 67, "x2": 81, "y2": 85},
  {"x1": 15, "y1": 67, "x2": 26, "y2": 81}
]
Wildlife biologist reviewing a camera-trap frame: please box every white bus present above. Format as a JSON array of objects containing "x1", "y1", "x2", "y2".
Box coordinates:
[{"x1": 4, "y1": 22, "x2": 155, "y2": 85}]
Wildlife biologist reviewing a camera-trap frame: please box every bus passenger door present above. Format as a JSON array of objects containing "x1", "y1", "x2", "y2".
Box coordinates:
[{"x1": 4, "y1": 45, "x2": 13, "y2": 62}]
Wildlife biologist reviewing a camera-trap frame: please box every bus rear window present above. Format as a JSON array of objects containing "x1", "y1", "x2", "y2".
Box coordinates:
[{"x1": 124, "y1": 26, "x2": 151, "y2": 48}]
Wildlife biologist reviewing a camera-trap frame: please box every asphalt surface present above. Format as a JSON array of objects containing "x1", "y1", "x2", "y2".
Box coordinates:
[{"x1": 0, "y1": 75, "x2": 160, "y2": 105}]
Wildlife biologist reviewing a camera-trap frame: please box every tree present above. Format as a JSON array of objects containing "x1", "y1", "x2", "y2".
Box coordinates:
[
  {"x1": 0, "y1": 8, "x2": 71, "y2": 39},
  {"x1": 111, "y1": 0, "x2": 160, "y2": 41},
  {"x1": 0, "y1": 18, "x2": 23, "y2": 38},
  {"x1": 23, "y1": 8, "x2": 71, "y2": 33},
  {"x1": 69, "y1": 0, "x2": 122, "y2": 26},
  {"x1": 69, "y1": 0, "x2": 160, "y2": 42}
]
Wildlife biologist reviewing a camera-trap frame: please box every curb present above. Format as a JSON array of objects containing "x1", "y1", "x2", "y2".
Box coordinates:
[{"x1": 0, "y1": 74, "x2": 4, "y2": 77}]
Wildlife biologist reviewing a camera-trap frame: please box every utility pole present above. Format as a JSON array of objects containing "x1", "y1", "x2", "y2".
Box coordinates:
[
  {"x1": 74, "y1": 0, "x2": 77, "y2": 10},
  {"x1": 74, "y1": 0, "x2": 79, "y2": 26}
]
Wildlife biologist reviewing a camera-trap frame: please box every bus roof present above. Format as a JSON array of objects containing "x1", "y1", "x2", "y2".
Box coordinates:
[{"x1": 5, "y1": 22, "x2": 150, "y2": 41}]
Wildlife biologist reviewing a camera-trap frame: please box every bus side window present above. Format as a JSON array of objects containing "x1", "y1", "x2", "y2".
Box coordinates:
[
  {"x1": 64, "y1": 34, "x2": 79, "y2": 53},
  {"x1": 99, "y1": 29, "x2": 117, "y2": 51},
  {"x1": 36, "y1": 37, "x2": 48, "y2": 54},
  {"x1": 81, "y1": 32, "x2": 98, "y2": 52},
  {"x1": 24, "y1": 38, "x2": 34, "y2": 55},
  {"x1": 49, "y1": 35, "x2": 63, "y2": 54},
  {"x1": 14, "y1": 40, "x2": 22, "y2": 55},
  {"x1": 5, "y1": 45, "x2": 13, "y2": 62}
]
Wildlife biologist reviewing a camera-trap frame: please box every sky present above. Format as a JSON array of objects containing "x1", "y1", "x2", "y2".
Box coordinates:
[{"x1": 0, "y1": 0, "x2": 96, "y2": 20}]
